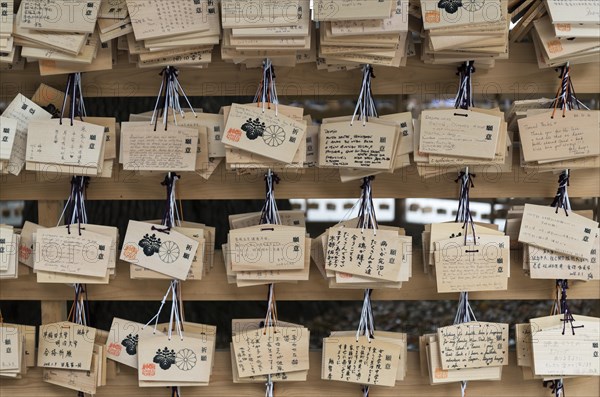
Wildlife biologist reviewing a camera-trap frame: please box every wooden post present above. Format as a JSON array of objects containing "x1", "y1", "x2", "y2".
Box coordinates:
[
  {"x1": 37, "y1": 200, "x2": 63, "y2": 227},
  {"x1": 41, "y1": 301, "x2": 67, "y2": 324}
]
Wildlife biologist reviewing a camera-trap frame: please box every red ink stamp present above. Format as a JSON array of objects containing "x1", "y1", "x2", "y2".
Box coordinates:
[
  {"x1": 226, "y1": 128, "x2": 242, "y2": 142},
  {"x1": 555, "y1": 24, "x2": 571, "y2": 32},
  {"x1": 107, "y1": 342, "x2": 122, "y2": 356},
  {"x1": 547, "y1": 40, "x2": 563, "y2": 54},
  {"x1": 123, "y1": 244, "x2": 139, "y2": 260},
  {"x1": 425, "y1": 11, "x2": 440, "y2": 23},
  {"x1": 19, "y1": 245, "x2": 32, "y2": 260},
  {"x1": 435, "y1": 367, "x2": 448, "y2": 379},
  {"x1": 142, "y1": 363, "x2": 156, "y2": 377}
]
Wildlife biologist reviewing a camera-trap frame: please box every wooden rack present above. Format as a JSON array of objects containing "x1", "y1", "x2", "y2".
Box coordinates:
[
  {"x1": 1, "y1": 39, "x2": 599, "y2": 396},
  {"x1": 1, "y1": 44, "x2": 599, "y2": 101}
]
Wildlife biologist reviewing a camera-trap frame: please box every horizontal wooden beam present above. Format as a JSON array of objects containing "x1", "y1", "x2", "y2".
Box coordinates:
[
  {"x1": 1, "y1": 351, "x2": 597, "y2": 396},
  {"x1": 2, "y1": 250, "x2": 598, "y2": 301},
  {"x1": 1, "y1": 160, "x2": 599, "y2": 201},
  {"x1": 1, "y1": 43, "x2": 598, "y2": 101}
]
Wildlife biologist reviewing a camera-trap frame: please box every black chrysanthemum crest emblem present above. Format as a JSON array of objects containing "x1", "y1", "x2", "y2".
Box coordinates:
[
  {"x1": 153, "y1": 347, "x2": 177, "y2": 370},
  {"x1": 121, "y1": 334, "x2": 139, "y2": 355},
  {"x1": 438, "y1": 0, "x2": 462, "y2": 13},
  {"x1": 241, "y1": 118, "x2": 266, "y2": 140},
  {"x1": 138, "y1": 233, "x2": 161, "y2": 256}
]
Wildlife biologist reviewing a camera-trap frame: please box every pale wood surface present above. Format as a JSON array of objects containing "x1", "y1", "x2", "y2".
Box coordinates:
[
  {"x1": 0, "y1": 351, "x2": 598, "y2": 396},
  {"x1": 1, "y1": 44, "x2": 599, "y2": 101},
  {"x1": 40, "y1": 301, "x2": 66, "y2": 324},
  {"x1": 1, "y1": 161, "x2": 599, "y2": 200},
  {"x1": 36, "y1": 201, "x2": 62, "y2": 227},
  {"x1": 2, "y1": 250, "x2": 598, "y2": 301}
]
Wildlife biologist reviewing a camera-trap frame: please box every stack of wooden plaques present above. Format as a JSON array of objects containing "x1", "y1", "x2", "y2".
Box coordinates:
[
  {"x1": 318, "y1": 113, "x2": 413, "y2": 181},
  {"x1": 231, "y1": 319, "x2": 310, "y2": 383},
  {"x1": 532, "y1": 13, "x2": 600, "y2": 68},
  {"x1": 221, "y1": 0, "x2": 314, "y2": 67},
  {"x1": 25, "y1": 116, "x2": 110, "y2": 176},
  {"x1": 107, "y1": 318, "x2": 217, "y2": 387},
  {"x1": 38, "y1": 322, "x2": 108, "y2": 395},
  {"x1": 421, "y1": 222, "x2": 510, "y2": 293},
  {"x1": 221, "y1": 103, "x2": 309, "y2": 172},
  {"x1": 27, "y1": 222, "x2": 119, "y2": 284},
  {"x1": 516, "y1": 315, "x2": 600, "y2": 380},
  {"x1": 322, "y1": 331, "x2": 408, "y2": 387},
  {"x1": 14, "y1": 0, "x2": 115, "y2": 75},
  {"x1": 0, "y1": 224, "x2": 19, "y2": 279},
  {"x1": 414, "y1": 107, "x2": 511, "y2": 177},
  {"x1": 0, "y1": 325, "x2": 25, "y2": 378},
  {"x1": 124, "y1": 108, "x2": 225, "y2": 178},
  {"x1": 507, "y1": 99, "x2": 599, "y2": 172},
  {"x1": 138, "y1": 322, "x2": 217, "y2": 387},
  {"x1": 223, "y1": 223, "x2": 310, "y2": 287},
  {"x1": 1, "y1": 93, "x2": 53, "y2": 176},
  {"x1": 510, "y1": 0, "x2": 600, "y2": 64},
  {"x1": 0, "y1": 323, "x2": 35, "y2": 379},
  {"x1": 224, "y1": 210, "x2": 305, "y2": 286},
  {"x1": 517, "y1": 108, "x2": 600, "y2": 171},
  {"x1": 516, "y1": 204, "x2": 599, "y2": 281},
  {"x1": 125, "y1": 0, "x2": 219, "y2": 69},
  {"x1": 419, "y1": 0, "x2": 509, "y2": 67},
  {"x1": 23, "y1": 109, "x2": 117, "y2": 177},
  {"x1": 314, "y1": 0, "x2": 412, "y2": 69},
  {"x1": 312, "y1": 218, "x2": 412, "y2": 289},
  {"x1": 121, "y1": 220, "x2": 214, "y2": 281},
  {"x1": 506, "y1": 98, "x2": 553, "y2": 135},
  {"x1": 420, "y1": 322, "x2": 509, "y2": 385},
  {"x1": 543, "y1": 0, "x2": 600, "y2": 40},
  {"x1": 0, "y1": 0, "x2": 15, "y2": 63},
  {"x1": 97, "y1": 0, "x2": 132, "y2": 43},
  {"x1": 507, "y1": 0, "x2": 547, "y2": 43}
]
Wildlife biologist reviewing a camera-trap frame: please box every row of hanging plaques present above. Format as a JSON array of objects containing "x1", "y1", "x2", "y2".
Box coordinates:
[
  {"x1": 1, "y1": 74, "x2": 598, "y2": 179},
  {"x1": 1, "y1": 302, "x2": 598, "y2": 391},
  {"x1": 2, "y1": 198, "x2": 597, "y2": 286}
]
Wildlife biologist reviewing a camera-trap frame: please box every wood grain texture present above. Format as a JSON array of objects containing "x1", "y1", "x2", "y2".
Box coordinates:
[
  {"x1": 1, "y1": 160, "x2": 599, "y2": 200},
  {"x1": 1, "y1": 44, "x2": 599, "y2": 101},
  {"x1": 0, "y1": 351, "x2": 597, "y2": 396},
  {"x1": 36, "y1": 201, "x2": 62, "y2": 227},
  {"x1": 40, "y1": 301, "x2": 66, "y2": 324},
  {"x1": 2, "y1": 250, "x2": 598, "y2": 301}
]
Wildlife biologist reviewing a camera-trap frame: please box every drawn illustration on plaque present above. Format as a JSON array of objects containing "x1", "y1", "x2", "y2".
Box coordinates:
[
  {"x1": 262, "y1": 125, "x2": 286, "y2": 147},
  {"x1": 121, "y1": 334, "x2": 139, "y2": 355},
  {"x1": 158, "y1": 241, "x2": 180, "y2": 263},
  {"x1": 438, "y1": 0, "x2": 463, "y2": 13},
  {"x1": 241, "y1": 118, "x2": 266, "y2": 140},
  {"x1": 462, "y1": 0, "x2": 485, "y2": 11},
  {"x1": 175, "y1": 349, "x2": 197, "y2": 371},
  {"x1": 153, "y1": 347, "x2": 177, "y2": 370},
  {"x1": 138, "y1": 233, "x2": 161, "y2": 256}
]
